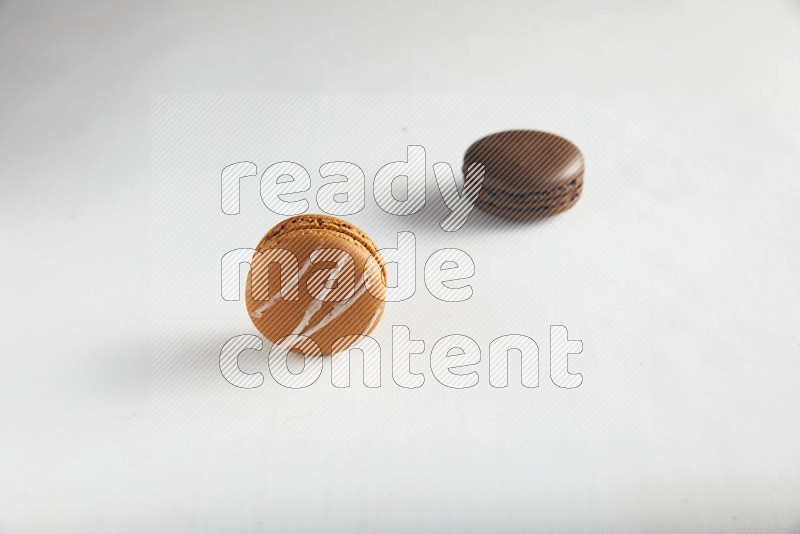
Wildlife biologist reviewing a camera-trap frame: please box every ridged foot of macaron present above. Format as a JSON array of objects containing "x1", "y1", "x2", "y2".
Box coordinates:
[{"x1": 474, "y1": 179, "x2": 583, "y2": 221}]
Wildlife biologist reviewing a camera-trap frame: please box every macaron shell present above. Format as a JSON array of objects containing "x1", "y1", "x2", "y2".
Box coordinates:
[
  {"x1": 245, "y1": 219, "x2": 386, "y2": 356},
  {"x1": 256, "y1": 215, "x2": 384, "y2": 273},
  {"x1": 464, "y1": 130, "x2": 584, "y2": 195}
]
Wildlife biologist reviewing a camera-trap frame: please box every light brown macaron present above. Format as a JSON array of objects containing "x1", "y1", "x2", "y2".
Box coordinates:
[{"x1": 245, "y1": 215, "x2": 386, "y2": 356}]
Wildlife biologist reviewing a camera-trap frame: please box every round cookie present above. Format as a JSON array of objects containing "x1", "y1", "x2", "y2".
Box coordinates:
[
  {"x1": 463, "y1": 130, "x2": 584, "y2": 220},
  {"x1": 245, "y1": 215, "x2": 386, "y2": 356}
]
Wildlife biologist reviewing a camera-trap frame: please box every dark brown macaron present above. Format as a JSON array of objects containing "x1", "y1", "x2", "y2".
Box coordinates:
[{"x1": 463, "y1": 130, "x2": 584, "y2": 220}]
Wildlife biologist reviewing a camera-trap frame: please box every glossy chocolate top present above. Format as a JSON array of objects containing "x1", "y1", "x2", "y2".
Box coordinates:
[{"x1": 464, "y1": 130, "x2": 584, "y2": 195}]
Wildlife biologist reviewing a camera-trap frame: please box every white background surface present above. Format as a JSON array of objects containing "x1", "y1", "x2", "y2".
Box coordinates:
[
  {"x1": 150, "y1": 94, "x2": 650, "y2": 440},
  {"x1": 1, "y1": 1, "x2": 799, "y2": 532}
]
